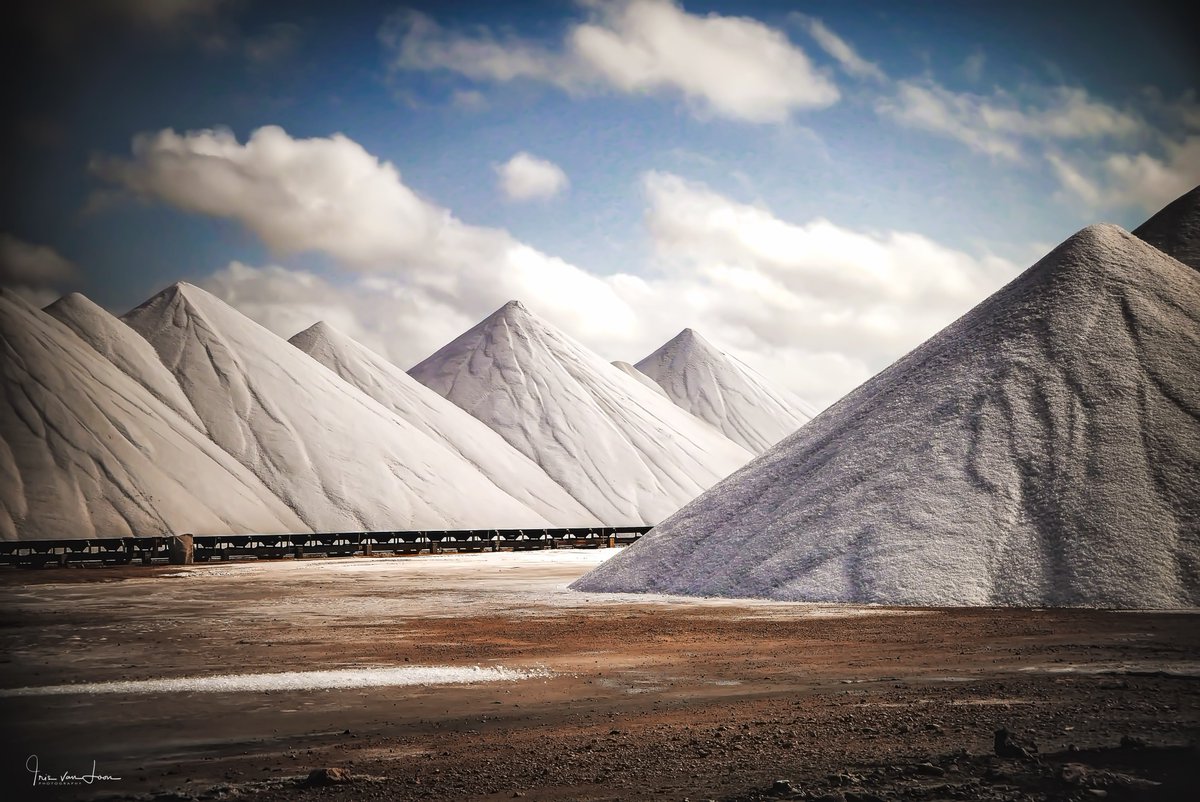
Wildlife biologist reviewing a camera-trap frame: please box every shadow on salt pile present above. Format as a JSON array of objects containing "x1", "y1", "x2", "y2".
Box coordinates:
[{"x1": 0, "y1": 665, "x2": 551, "y2": 696}]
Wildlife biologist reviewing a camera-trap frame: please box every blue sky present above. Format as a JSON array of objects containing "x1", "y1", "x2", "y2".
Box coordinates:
[{"x1": 2, "y1": 0, "x2": 1197, "y2": 405}]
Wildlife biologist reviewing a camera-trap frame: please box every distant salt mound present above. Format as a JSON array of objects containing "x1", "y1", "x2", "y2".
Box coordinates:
[
  {"x1": 123, "y1": 284, "x2": 554, "y2": 532},
  {"x1": 1134, "y1": 184, "x2": 1200, "y2": 270},
  {"x1": 45, "y1": 292, "x2": 204, "y2": 431},
  {"x1": 409, "y1": 301, "x2": 754, "y2": 525},
  {"x1": 575, "y1": 225, "x2": 1200, "y2": 608},
  {"x1": 611, "y1": 360, "x2": 667, "y2": 397},
  {"x1": 0, "y1": 290, "x2": 305, "y2": 540},
  {"x1": 290, "y1": 321, "x2": 596, "y2": 526},
  {"x1": 636, "y1": 328, "x2": 815, "y2": 453}
]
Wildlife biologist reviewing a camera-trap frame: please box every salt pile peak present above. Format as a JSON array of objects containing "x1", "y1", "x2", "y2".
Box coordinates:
[
  {"x1": 45, "y1": 292, "x2": 204, "y2": 431},
  {"x1": 123, "y1": 283, "x2": 555, "y2": 532},
  {"x1": 636, "y1": 328, "x2": 815, "y2": 453},
  {"x1": 0, "y1": 290, "x2": 304, "y2": 540},
  {"x1": 290, "y1": 320, "x2": 597, "y2": 526},
  {"x1": 1134, "y1": 184, "x2": 1200, "y2": 270},
  {"x1": 575, "y1": 224, "x2": 1200, "y2": 608},
  {"x1": 409, "y1": 300, "x2": 754, "y2": 525}
]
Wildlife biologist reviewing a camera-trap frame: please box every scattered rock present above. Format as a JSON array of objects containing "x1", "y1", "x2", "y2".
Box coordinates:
[
  {"x1": 304, "y1": 767, "x2": 352, "y2": 786},
  {"x1": 993, "y1": 728, "x2": 1038, "y2": 760},
  {"x1": 770, "y1": 778, "x2": 797, "y2": 796}
]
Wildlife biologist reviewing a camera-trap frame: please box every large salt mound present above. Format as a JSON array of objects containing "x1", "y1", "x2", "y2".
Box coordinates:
[
  {"x1": 574, "y1": 225, "x2": 1200, "y2": 608},
  {"x1": 636, "y1": 328, "x2": 815, "y2": 453},
  {"x1": 409, "y1": 301, "x2": 754, "y2": 525},
  {"x1": 289, "y1": 321, "x2": 597, "y2": 526},
  {"x1": 123, "y1": 284, "x2": 554, "y2": 532},
  {"x1": 1134, "y1": 184, "x2": 1200, "y2": 270},
  {"x1": 0, "y1": 290, "x2": 305, "y2": 540},
  {"x1": 45, "y1": 292, "x2": 204, "y2": 431}
]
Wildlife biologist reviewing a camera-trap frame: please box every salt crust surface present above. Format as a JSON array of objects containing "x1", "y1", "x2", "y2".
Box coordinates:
[
  {"x1": 0, "y1": 290, "x2": 304, "y2": 540},
  {"x1": 290, "y1": 321, "x2": 595, "y2": 526},
  {"x1": 122, "y1": 284, "x2": 552, "y2": 532},
  {"x1": 409, "y1": 301, "x2": 753, "y2": 524},
  {"x1": 636, "y1": 328, "x2": 815, "y2": 453},
  {"x1": 575, "y1": 225, "x2": 1200, "y2": 608}
]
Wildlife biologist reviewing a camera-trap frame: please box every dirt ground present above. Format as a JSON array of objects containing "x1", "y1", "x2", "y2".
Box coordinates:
[{"x1": 0, "y1": 550, "x2": 1197, "y2": 802}]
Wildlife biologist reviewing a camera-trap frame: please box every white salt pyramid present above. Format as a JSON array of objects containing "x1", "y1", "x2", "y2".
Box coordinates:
[
  {"x1": 123, "y1": 284, "x2": 555, "y2": 532},
  {"x1": 0, "y1": 290, "x2": 304, "y2": 540},
  {"x1": 575, "y1": 225, "x2": 1200, "y2": 608},
  {"x1": 636, "y1": 328, "x2": 815, "y2": 453},
  {"x1": 409, "y1": 301, "x2": 754, "y2": 524},
  {"x1": 290, "y1": 320, "x2": 596, "y2": 526}
]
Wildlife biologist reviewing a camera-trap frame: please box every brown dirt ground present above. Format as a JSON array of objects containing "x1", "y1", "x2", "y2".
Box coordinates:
[{"x1": 0, "y1": 553, "x2": 1197, "y2": 802}]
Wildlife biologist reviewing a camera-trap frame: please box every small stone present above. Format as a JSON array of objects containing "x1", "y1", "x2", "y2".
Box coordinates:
[
  {"x1": 993, "y1": 727, "x2": 1038, "y2": 760},
  {"x1": 305, "y1": 767, "x2": 352, "y2": 786},
  {"x1": 915, "y1": 762, "x2": 945, "y2": 776},
  {"x1": 771, "y1": 778, "x2": 797, "y2": 795}
]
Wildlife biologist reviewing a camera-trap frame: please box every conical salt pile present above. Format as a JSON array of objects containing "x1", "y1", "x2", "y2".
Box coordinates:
[{"x1": 575, "y1": 225, "x2": 1200, "y2": 608}]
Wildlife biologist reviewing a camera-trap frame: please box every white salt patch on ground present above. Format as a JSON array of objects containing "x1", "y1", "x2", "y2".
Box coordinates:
[
  {"x1": 154, "y1": 550, "x2": 927, "y2": 621},
  {"x1": 636, "y1": 328, "x2": 815, "y2": 453},
  {"x1": 577, "y1": 225, "x2": 1200, "y2": 608},
  {"x1": 1018, "y1": 662, "x2": 1200, "y2": 677},
  {"x1": 410, "y1": 301, "x2": 753, "y2": 525},
  {"x1": 122, "y1": 284, "x2": 553, "y2": 532},
  {"x1": 0, "y1": 665, "x2": 550, "y2": 697}
]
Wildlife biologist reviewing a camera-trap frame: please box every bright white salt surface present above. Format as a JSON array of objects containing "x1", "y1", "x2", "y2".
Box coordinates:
[
  {"x1": 635, "y1": 328, "x2": 816, "y2": 453},
  {"x1": 0, "y1": 290, "x2": 304, "y2": 540},
  {"x1": 611, "y1": 360, "x2": 668, "y2": 397},
  {"x1": 576, "y1": 225, "x2": 1200, "y2": 609},
  {"x1": 290, "y1": 321, "x2": 596, "y2": 526},
  {"x1": 122, "y1": 284, "x2": 554, "y2": 532},
  {"x1": 409, "y1": 301, "x2": 754, "y2": 525},
  {"x1": 0, "y1": 665, "x2": 550, "y2": 697},
  {"x1": 45, "y1": 292, "x2": 205, "y2": 431}
]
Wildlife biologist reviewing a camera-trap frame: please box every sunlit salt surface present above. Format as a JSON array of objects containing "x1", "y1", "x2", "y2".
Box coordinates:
[{"x1": 0, "y1": 665, "x2": 550, "y2": 697}]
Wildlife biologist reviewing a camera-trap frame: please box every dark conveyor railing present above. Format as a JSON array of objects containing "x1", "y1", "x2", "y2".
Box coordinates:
[{"x1": 0, "y1": 526, "x2": 651, "y2": 568}]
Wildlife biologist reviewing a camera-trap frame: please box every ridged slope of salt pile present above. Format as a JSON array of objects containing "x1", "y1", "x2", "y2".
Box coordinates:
[
  {"x1": 575, "y1": 225, "x2": 1200, "y2": 608},
  {"x1": 636, "y1": 328, "x2": 815, "y2": 453},
  {"x1": 289, "y1": 321, "x2": 597, "y2": 526},
  {"x1": 409, "y1": 301, "x2": 754, "y2": 525},
  {"x1": 611, "y1": 360, "x2": 668, "y2": 397},
  {"x1": 123, "y1": 283, "x2": 554, "y2": 532},
  {"x1": 1134, "y1": 184, "x2": 1200, "y2": 270},
  {"x1": 0, "y1": 290, "x2": 305, "y2": 540},
  {"x1": 45, "y1": 292, "x2": 205, "y2": 431}
]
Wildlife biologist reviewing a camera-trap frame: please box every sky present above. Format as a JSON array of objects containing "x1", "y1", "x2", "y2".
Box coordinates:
[{"x1": 1, "y1": 0, "x2": 1197, "y2": 407}]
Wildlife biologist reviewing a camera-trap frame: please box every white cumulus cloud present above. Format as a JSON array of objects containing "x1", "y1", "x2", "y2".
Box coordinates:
[
  {"x1": 0, "y1": 233, "x2": 79, "y2": 306},
  {"x1": 382, "y1": 0, "x2": 839, "y2": 123},
  {"x1": 496, "y1": 152, "x2": 569, "y2": 201}
]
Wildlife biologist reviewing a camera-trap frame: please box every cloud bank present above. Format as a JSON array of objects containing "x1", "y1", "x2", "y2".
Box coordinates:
[{"x1": 94, "y1": 126, "x2": 1019, "y2": 407}]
